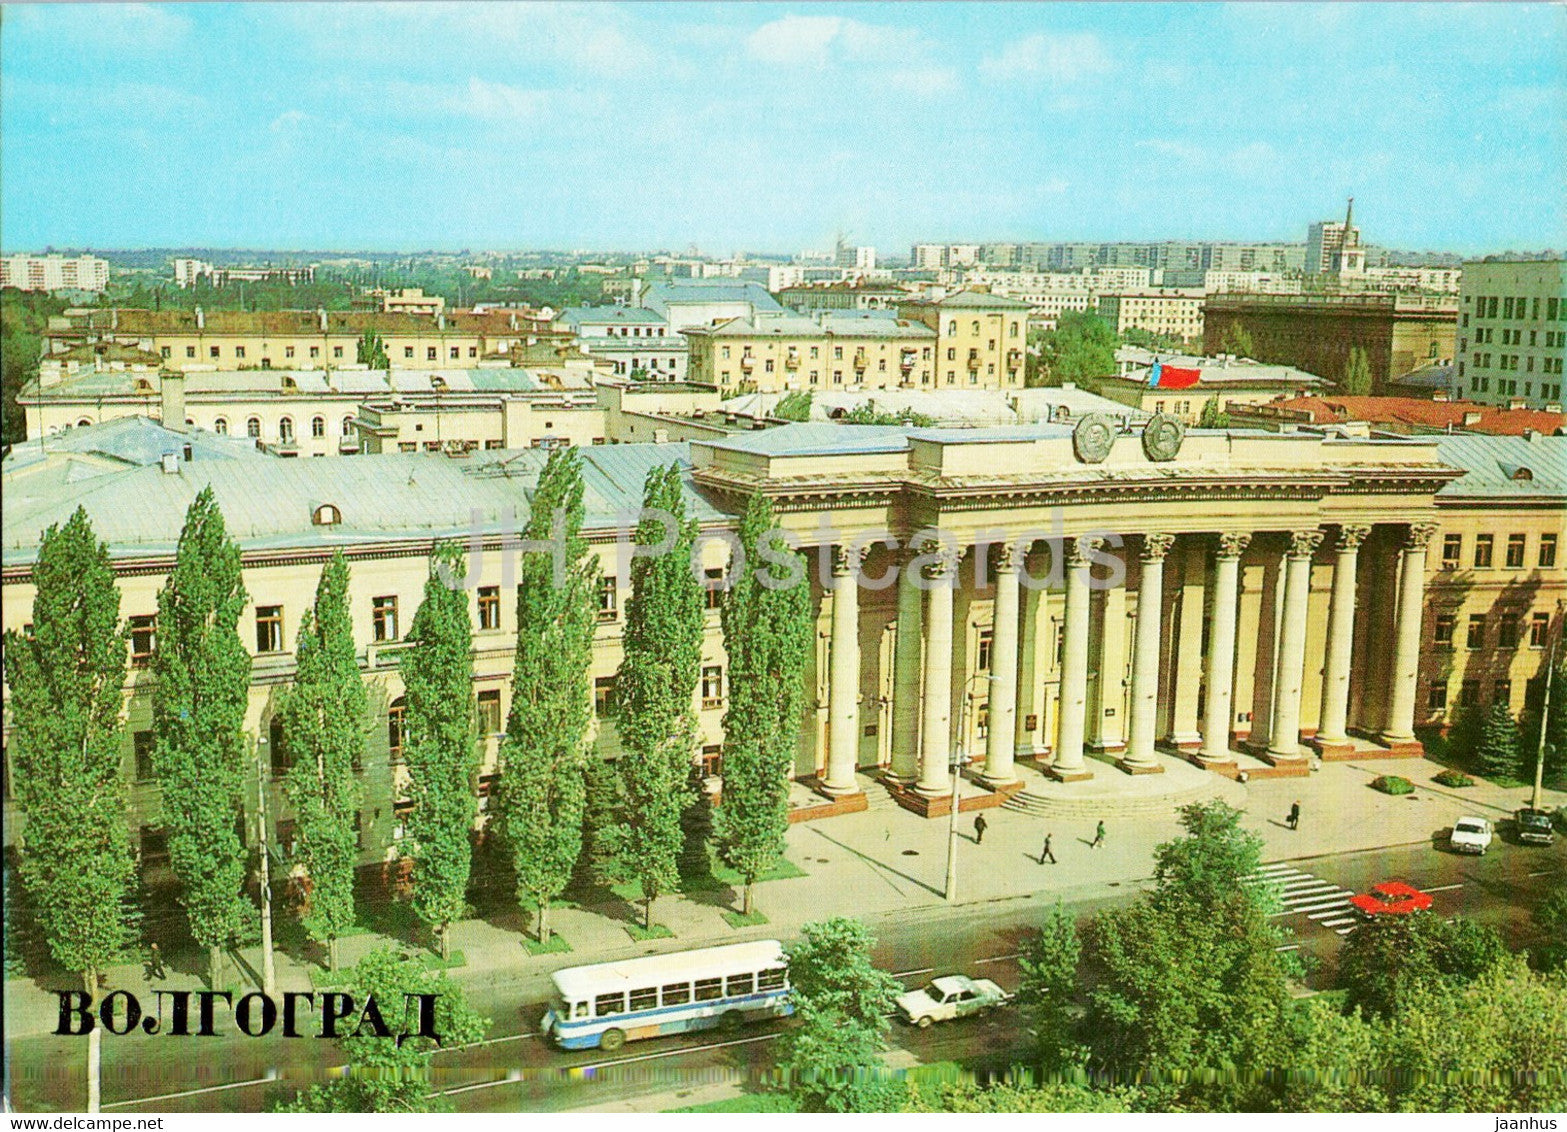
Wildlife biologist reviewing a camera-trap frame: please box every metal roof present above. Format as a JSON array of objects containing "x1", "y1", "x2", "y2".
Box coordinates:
[
  {"x1": 1432, "y1": 434, "x2": 1567, "y2": 498},
  {"x1": 550, "y1": 940, "x2": 787, "y2": 1001}
]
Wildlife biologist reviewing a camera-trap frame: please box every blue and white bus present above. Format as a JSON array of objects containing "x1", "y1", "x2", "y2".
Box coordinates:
[{"x1": 540, "y1": 940, "x2": 793, "y2": 1051}]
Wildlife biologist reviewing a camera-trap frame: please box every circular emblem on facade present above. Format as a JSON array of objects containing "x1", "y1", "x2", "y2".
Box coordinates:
[
  {"x1": 1141, "y1": 412, "x2": 1186, "y2": 462},
  {"x1": 1072, "y1": 413, "x2": 1115, "y2": 464}
]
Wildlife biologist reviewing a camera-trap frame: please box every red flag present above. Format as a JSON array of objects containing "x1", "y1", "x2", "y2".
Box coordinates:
[{"x1": 1156, "y1": 364, "x2": 1201, "y2": 389}]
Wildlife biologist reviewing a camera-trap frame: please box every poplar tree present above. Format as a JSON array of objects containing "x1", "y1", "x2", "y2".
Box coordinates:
[
  {"x1": 2, "y1": 507, "x2": 135, "y2": 1113},
  {"x1": 494, "y1": 446, "x2": 597, "y2": 944},
  {"x1": 151, "y1": 487, "x2": 253, "y2": 990},
  {"x1": 613, "y1": 463, "x2": 704, "y2": 930},
  {"x1": 399, "y1": 545, "x2": 477, "y2": 961},
  {"x1": 281, "y1": 551, "x2": 366, "y2": 970},
  {"x1": 714, "y1": 493, "x2": 812, "y2": 916}
]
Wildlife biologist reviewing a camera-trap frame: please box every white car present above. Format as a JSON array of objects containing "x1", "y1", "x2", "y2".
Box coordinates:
[
  {"x1": 896, "y1": 975, "x2": 1009, "y2": 1029},
  {"x1": 1450, "y1": 816, "x2": 1494, "y2": 855}
]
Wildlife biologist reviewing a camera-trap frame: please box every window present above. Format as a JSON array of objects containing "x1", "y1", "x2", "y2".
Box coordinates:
[
  {"x1": 450, "y1": 346, "x2": 460, "y2": 360},
  {"x1": 1460, "y1": 679, "x2": 1480, "y2": 707},
  {"x1": 701, "y1": 665, "x2": 724, "y2": 709},
  {"x1": 285, "y1": 345, "x2": 295, "y2": 359},
  {"x1": 134, "y1": 730, "x2": 156, "y2": 781},
  {"x1": 477, "y1": 689, "x2": 502, "y2": 735},
  {"x1": 1503, "y1": 532, "x2": 1527, "y2": 569},
  {"x1": 476, "y1": 772, "x2": 500, "y2": 813},
  {"x1": 214, "y1": 417, "x2": 228, "y2": 435},
  {"x1": 129, "y1": 614, "x2": 156, "y2": 666},
  {"x1": 1494, "y1": 680, "x2": 1512, "y2": 706},
  {"x1": 333, "y1": 346, "x2": 344, "y2": 359},
  {"x1": 210, "y1": 346, "x2": 221, "y2": 359},
  {"x1": 311, "y1": 416, "x2": 326, "y2": 439},
  {"x1": 427, "y1": 347, "x2": 438, "y2": 361},
  {"x1": 703, "y1": 567, "x2": 725, "y2": 611},
  {"x1": 758, "y1": 967, "x2": 787, "y2": 992},
  {"x1": 724, "y1": 973, "x2": 755, "y2": 998},
  {"x1": 661, "y1": 982, "x2": 692, "y2": 1006},
  {"x1": 388, "y1": 698, "x2": 406, "y2": 763},
  {"x1": 629, "y1": 986, "x2": 658, "y2": 1012},
  {"x1": 1426, "y1": 683, "x2": 1446, "y2": 711},
  {"x1": 1541, "y1": 533, "x2": 1558, "y2": 568},
  {"x1": 594, "y1": 993, "x2": 625, "y2": 1018},
  {"x1": 700, "y1": 744, "x2": 722, "y2": 778},
  {"x1": 186, "y1": 346, "x2": 196, "y2": 358},
  {"x1": 477, "y1": 586, "x2": 501, "y2": 630},
  {"x1": 279, "y1": 417, "x2": 295, "y2": 445},
  {"x1": 247, "y1": 417, "x2": 262, "y2": 438},
  {"x1": 256, "y1": 605, "x2": 284, "y2": 653},
  {"x1": 1434, "y1": 614, "x2": 1456, "y2": 646},
  {"x1": 694, "y1": 978, "x2": 723, "y2": 1002},
  {"x1": 270, "y1": 717, "x2": 291, "y2": 777},
  {"x1": 372, "y1": 596, "x2": 399, "y2": 642},
  {"x1": 976, "y1": 628, "x2": 993, "y2": 671},
  {"x1": 234, "y1": 346, "x2": 246, "y2": 360},
  {"x1": 1531, "y1": 612, "x2": 1551, "y2": 648},
  {"x1": 1441, "y1": 534, "x2": 1462, "y2": 567},
  {"x1": 1473, "y1": 534, "x2": 1493, "y2": 568},
  {"x1": 1499, "y1": 612, "x2": 1521, "y2": 648},
  {"x1": 594, "y1": 676, "x2": 617, "y2": 718},
  {"x1": 160, "y1": 346, "x2": 171, "y2": 359},
  {"x1": 597, "y1": 576, "x2": 617, "y2": 622},
  {"x1": 1467, "y1": 614, "x2": 1486, "y2": 649},
  {"x1": 311, "y1": 346, "x2": 321, "y2": 359},
  {"x1": 342, "y1": 416, "x2": 354, "y2": 437}
]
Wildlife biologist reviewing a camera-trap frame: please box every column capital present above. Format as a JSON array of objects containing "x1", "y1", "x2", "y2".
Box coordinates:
[
  {"x1": 1335, "y1": 524, "x2": 1372, "y2": 553},
  {"x1": 831, "y1": 543, "x2": 870, "y2": 576},
  {"x1": 1286, "y1": 529, "x2": 1325, "y2": 559},
  {"x1": 1404, "y1": 522, "x2": 1438, "y2": 551},
  {"x1": 1140, "y1": 533, "x2": 1176, "y2": 563},
  {"x1": 1065, "y1": 535, "x2": 1104, "y2": 569},
  {"x1": 1216, "y1": 531, "x2": 1252, "y2": 559},
  {"x1": 919, "y1": 540, "x2": 963, "y2": 580},
  {"x1": 991, "y1": 541, "x2": 1023, "y2": 574}
]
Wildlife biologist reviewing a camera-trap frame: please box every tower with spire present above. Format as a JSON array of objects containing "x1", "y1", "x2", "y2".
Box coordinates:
[{"x1": 1306, "y1": 197, "x2": 1366, "y2": 277}]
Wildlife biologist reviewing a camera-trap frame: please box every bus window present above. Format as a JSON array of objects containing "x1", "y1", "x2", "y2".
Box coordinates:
[
  {"x1": 629, "y1": 987, "x2": 658, "y2": 1012},
  {"x1": 725, "y1": 973, "x2": 755, "y2": 997},
  {"x1": 661, "y1": 982, "x2": 692, "y2": 1006},
  {"x1": 595, "y1": 992, "x2": 626, "y2": 1017},
  {"x1": 572, "y1": 1001, "x2": 590, "y2": 1020},
  {"x1": 758, "y1": 968, "x2": 787, "y2": 992},
  {"x1": 694, "y1": 978, "x2": 723, "y2": 1002}
]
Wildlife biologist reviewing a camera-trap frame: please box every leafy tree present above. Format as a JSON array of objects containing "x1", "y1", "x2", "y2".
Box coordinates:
[
  {"x1": 2, "y1": 289, "x2": 67, "y2": 445},
  {"x1": 840, "y1": 400, "x2": 936, "y2": 427},
  {"x1": 1218, "y1": 320, "x2": 1255, "y2": 359},
  {"x1": 1335, "y1": 911, "x2": 1509, "y2": 1018},
  {"x1": 280, "y1": 551, "x2": 367, "y2": 970},
  {"x1": 1197, "y1": 397, "x2": 1230, "y2": 428},
  {"x1": 151, "y1": 487, "x2": 254, "y2": 989},
  {"x1": 612, "y1": 463, "x2": 704, "y2": 929},
  {"x1": 356, "y1": 329, "x2": 390, "y2": 370},
  {"x1": 1121, "y1": 327, "x2": 1186, "y2": 354},
  {"x1": 1471, "y1": 701, "x2": 1522, "y2": 779},
  {"x1": 713, "y1": 493, "x2": 812, "y2": 915},
  {"x1": 494, "y1": 446, "x2": 597, "y2": 943},
  {"x1": 1029, "y1": 312, "x2": 1117, "y2": 389},
  {"x1": 779, "y1": 918, "x2": 904, "y2": 1112},
  {"x1": 1151, "y1": 800, "x2": 1269, "y2": 911},
  {"x1": 1, "y1": 507, "x2": 135, "y2": 1112},
  {"x1": 901, "y1": 1078, "x2": 1133, "y2": 1113},
  {"x1": 1015, "y1": 902, "x2": 1085, "y2": 1074},
  {"x1": 1342, "y1": 345, "x2": 1373, "y2": 395},
  {"x1": 574, "y1": 754, "x2": 625, "y2": 895},
  {"x1": 773, "y1": 390, "x2": 813, "y2": 422},
  {"x1": 1533, "y1": 883, "x2": 1567, "y2": 972},
  {"x1": 276, "y1": 946, "x2": 487, "y2": 1112},
  {"x1": 399, "y1": 546, "x2": 477, "y2": 960}
]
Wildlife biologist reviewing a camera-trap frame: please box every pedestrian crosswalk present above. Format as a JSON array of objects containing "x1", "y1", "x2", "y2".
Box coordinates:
[{"x1": 1243, "y1": 861, "x2": 1360, "y2": 935}]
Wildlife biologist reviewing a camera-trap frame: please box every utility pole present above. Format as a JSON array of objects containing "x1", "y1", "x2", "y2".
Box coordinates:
[
  {"x1": 945, "y1": 690, "x2": 973, "y2": 903},
  {"x1": 256, "y1": 737, "x2": 277, "y2": 997},
  {"x1": 1531, "y1": 603, "x2": 1562, "y2": 813}
]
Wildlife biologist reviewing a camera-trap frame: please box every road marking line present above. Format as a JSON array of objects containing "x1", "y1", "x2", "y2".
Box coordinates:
[
  {"x1": 1319, "y1": 917, "x2": 1358, "y2": 928},
  {"x1": 1254, "y1": 863, "x2": 1301, "y2": 874},
  {"x1": 102, "y1": 1072, "x2": 277, "y2": 1109},
  {"x1": 1273, "y1": 896, "x2": 1353, "y2": 916},
  {"x1": 440, "y1": 1032, "x2": 783, "y2": 1094},
  {"x1": 973, "y1": 953, "x2": 1019, "y2": 966},
  {"x1": 1423, "y1": 883, "x2": 1465, "y2": 893},
  {"x1": 1277, "y1": 883, "x2": 1343, "y2": 898},
  {"x1": 893, "y1": 967, "x2": 935, "y2": 978},
  {"x1": 1307, "y1": 908, "x2": 1354, "y2": 921},
  {"x1": 1334, "y1": 928, "x2": 1355, "y2": 936}
]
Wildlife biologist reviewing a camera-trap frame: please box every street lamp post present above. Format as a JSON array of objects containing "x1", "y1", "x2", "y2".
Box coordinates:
[
  {"x1": 255, "y1": 737, "x2": 277, "y2": 997},
  {"x1": 1531, "y1": 604, "x2": 1562, "y2": 813},
  {"x1": 945, "y1": 673, "x2": 995, "y2": 904}
]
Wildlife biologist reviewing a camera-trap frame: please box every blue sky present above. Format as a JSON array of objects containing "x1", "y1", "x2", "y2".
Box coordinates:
[{"x1": 2, "y1": 2, "x2": 1563, "y2": 256}]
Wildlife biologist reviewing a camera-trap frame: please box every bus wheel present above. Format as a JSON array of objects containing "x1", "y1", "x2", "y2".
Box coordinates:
[
  {"x1": 719, "y1": 1011, "x2": 744, "y2": 1033},
  {"x1": 600, "y1": 1028, "x2": 626, "y2": 1051}
]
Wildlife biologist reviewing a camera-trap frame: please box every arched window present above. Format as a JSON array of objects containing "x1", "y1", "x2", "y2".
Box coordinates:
[
  {"x1": 246, "y1": 417, "x2": 261, "y2": 438},
  {"x1": 311, "y1": 416, "x2": 325, "y2": 439},
  {"x1": 76, "y1": 417, "x2": 93, "y2": 428},
  {"x1": 341, "y1": 415, "x2": 354, "y2": 437},
  {"x1": 1010, "y1": 322, "x2": 1020, "y2": 338},
  {"x1": 279, "y1": 417, "x2": 295, "y2": 444},
  {"x1": 214, "y1": 418, "x2": 228, "y2": 435},
  {"x1": 971, "y1": 320, "x2": 980, "y2": 335},
  {"x1": 946, "y1": 321, "x2": 957, "y2": 335},
  {"x1": 313, "y1": 503, "x2": 342, "y2": 526}
]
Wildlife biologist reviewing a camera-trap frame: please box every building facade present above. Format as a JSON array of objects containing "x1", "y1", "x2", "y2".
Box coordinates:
[
  {"x1": 896, "y1": 290, "x2": 1031, "y2": 390},
  {"x1": 685, "y1": 314, "x2": 937, "y2": 393},
  {"x1": 1454, "y1": 259, "x2": 1565, "y2": 410},
  {"x1": 1, "y1": 253, "x2": 110, "y2": 293},
  {"x1": 1096, "y1": 291, "x2": 1207, "y2": 344}
]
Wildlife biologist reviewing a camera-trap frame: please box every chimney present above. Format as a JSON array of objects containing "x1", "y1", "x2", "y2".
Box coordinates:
[
  {"x1": 160, "y1": 452, "x2": 180, "y2": 475},
  {"x1": 438, "y1": 312, "x2": 446, "y2": 331},
  {"x1": 1462, "y1": 411, "x2": 1483, "y2": 426},
  {"x1": 318, "y1": 307, "x2": 328, "y2": 332},
  {"x1": 194, "y1": 306, "x2": 204, "y2": 331},
  {"x1": 160, "y1": 371, "x2": 187, "y2": 432},
  {"x1": 1430, "y1": 390, "x2": 1449, "y2": 402}
]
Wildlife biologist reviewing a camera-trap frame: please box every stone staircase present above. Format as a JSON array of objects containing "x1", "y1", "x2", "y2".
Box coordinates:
[{"x1": 1002, "y1": 771, "x2": 1244, "y2": 821}]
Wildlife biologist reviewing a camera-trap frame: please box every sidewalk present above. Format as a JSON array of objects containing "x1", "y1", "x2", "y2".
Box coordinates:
[{"x1": 5, "y1": 754, "x2": 1560, "y2": 1042}]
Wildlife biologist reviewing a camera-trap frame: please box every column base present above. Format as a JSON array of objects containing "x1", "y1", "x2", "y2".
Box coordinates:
[
  {"x1": 913, "y1": 781, "x2": 953, "y2": 799},
  {"x1": 1374, "y1": 734, "x2": 1427, "y2": 758},
  {"x1": 818, "y1": 780, "x2": 865, "y2": 798},
  {"x1": 1310, "y1": 736, "x2": 1357, "y2": 760},
  {"x1": 1115, "y1": 757, "x2": 1166, "y2": 776},
  {"x1": 1044, "y1": 764, "x2": 1094, "y2": 783},
  {"x1": 1088, "y1": 740, "x2": 1127, "y2": 755},
  {"x1": 1258, "y1": 748, "x2": 1309, "y2": 768},
  {"x1": 881, "y1": 768, "x2": 917, "y2": 786},
  {"x1": 979, "y1": 771, "x2": 1021, "y2": 789},
  {"x1": 1163, "y1": 732, "x2": 1204, "y2": 752},
  {"x1": 1188, "y1": 752, "x2": 1239, "y2": 775}
]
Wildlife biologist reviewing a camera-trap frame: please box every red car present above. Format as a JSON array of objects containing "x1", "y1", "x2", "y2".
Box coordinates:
[{"x1": 1349, "y1": 881, "x2": 1433, "y2": 919}]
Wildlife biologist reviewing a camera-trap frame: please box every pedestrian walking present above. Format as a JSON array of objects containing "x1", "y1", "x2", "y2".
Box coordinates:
[
  {"x1": 1091, "y1": 820, "x2": 1106, "y2": 848},
  {"x1": 1287, "y1": 801, "x2": 1301, "y2": 831},
  {"x1": 146, "y1": 942, "x2": 166, "y2": 981},
  {"x1": 1039, "y1": 833, "x2": 1056, "y2": 865},
  {"x1": 974, "y1": 813, "x2": 989, "y2": 845}
]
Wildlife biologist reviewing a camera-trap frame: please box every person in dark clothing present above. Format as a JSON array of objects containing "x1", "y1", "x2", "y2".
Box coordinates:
[
  {"x1": 974, "y1": 813, "x2": 989, "y2": 844},
  {"x1": 1091, "y1": 820, "x2": 1106, "y2": 848},
  {"x1": 1040, "y1": 833, "x2": 1056, "y2": 865},
  {"x1": 1287, "y1": 801, "x2": 1301, "y2": 831},
  {"x1": 146, "y1": 942, "x2": 166, "y2": 981}
]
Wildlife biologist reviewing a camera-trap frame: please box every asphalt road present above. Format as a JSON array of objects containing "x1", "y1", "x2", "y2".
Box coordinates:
[{"x1": 6, "y1": 834, "x2": 1561, "y2": 1113}]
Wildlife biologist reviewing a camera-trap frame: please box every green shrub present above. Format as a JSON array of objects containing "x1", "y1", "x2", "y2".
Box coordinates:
[
  {"x1": 1433, "y1": 769, "x2": 1474, "y2": 788},
  {"x1": 1371, "y1": 775, "x2": 1415, "y2": 795}
]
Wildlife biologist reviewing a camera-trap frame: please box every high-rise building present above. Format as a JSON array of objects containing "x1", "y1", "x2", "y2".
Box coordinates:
[
  {"x1": 1, "y1": 253, "x2": 110, "y2": 293},
  {"x1": 1455, "y1": 258, "x2": 1566, "y2": 410},
  {"x1": 1306, "y1": 199, "x2": 1366, "y2": 276}
]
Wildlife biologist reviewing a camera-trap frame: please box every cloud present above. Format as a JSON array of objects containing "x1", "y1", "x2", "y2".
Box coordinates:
[
  {"x1": 269, "y1": 109, "x2": 308, "y2": 134},
  {"x1": 979, "y1": 32, "x2": 1112, "y2": 85},
  {"x1": 9, "y1": 2, "x2": 192, "y2": 50},
  {"x1": 745, "y1": 14, "x2": 923, "y2": 67},
  {"x1": 463, "y1": 78, "x2": 550, "y2": 122}
]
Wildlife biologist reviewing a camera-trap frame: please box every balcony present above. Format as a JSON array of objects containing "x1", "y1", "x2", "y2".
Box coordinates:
[
  {"x1": 784, "y1": 353, "x2": 800, "y2": 369},
  {"x1": 967, "y1": 353, "x2": 981, "y2": 370},
  {"x1": 853, "y1": 354, "x2": 868, "y2": 370},
  {"x1": 740, "y1": 355, "x2": 756, "y2": 370}
]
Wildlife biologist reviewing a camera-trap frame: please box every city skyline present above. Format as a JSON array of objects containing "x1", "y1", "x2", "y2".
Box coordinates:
[{"x1": 2, "y1": 2, "x2": 1564, "y2": 256}]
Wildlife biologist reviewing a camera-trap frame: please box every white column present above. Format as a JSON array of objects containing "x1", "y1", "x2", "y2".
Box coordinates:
[
  {"x1": 1266, "y1": 529, "x2": 1324, "y2": 763},
  {"x1": 1316, "y1": 524, "x2": 1370, "y2": 747},
  {"x1": 1381, "y1": 523, "x2": 1435, "y2": 746},
  {"x1": 888, "y1": 552, "x2": 923, "y2": 783},
  {"x1": 916, "y1": 548, "x2": 960, "y2": 795},
  {"x1": 1121, "y1": 533, "x2": 1173, "y2": 772},
  {"x1": 1049, "y1": 537, "x2": 1099, "y2": 781},
  {"x1": 823, "y1": 545, "x2": 864, "y2": 795},
  {"x1": 1199, "y1": 532, "x2": 1250, "y2": 764},
  {"x1": 982, "y1": 543, "x2": 1022, "y2": 785}
]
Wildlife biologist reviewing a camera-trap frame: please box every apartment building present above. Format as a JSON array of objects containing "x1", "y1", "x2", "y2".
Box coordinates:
[
  {"x1": 555, "y1": 306, "x2": 689, "y2": 381},
  {"x1": 685, "y1": 313, "x2": 937, "y2": 392},
  {"x1": 1455, "y1": 259, "x2": 1565, "y2": 410},
  {"x1": 1096, "y1": 290, "x2": 1207, "y2": 344},
  {"x1": 896, "y1": 289, "x2": 1031, "y2": 389},
  {"x1": 1, "y1": 253, "x2": 110, "y2": 293}
]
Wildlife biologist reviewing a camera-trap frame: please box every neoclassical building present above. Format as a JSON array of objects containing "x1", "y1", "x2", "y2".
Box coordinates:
[{"x1": 2, "y1": 419, "x2": 1562, "y2": 873}]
